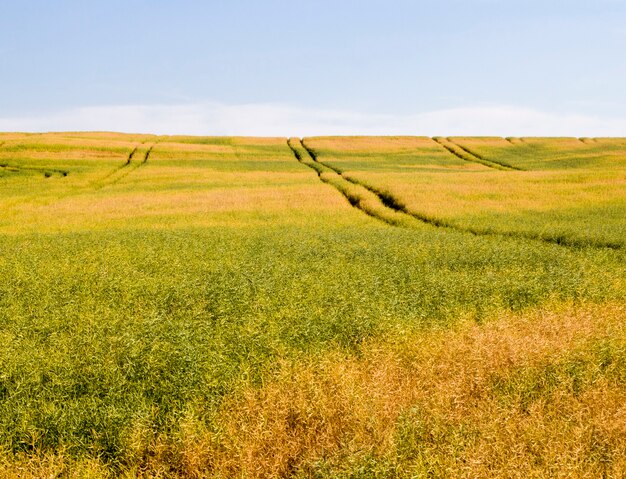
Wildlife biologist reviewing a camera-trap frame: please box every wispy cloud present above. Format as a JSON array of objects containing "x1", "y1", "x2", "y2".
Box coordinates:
[{"x1": 1, "y1": 102, "x2": 625, "y2": 137}]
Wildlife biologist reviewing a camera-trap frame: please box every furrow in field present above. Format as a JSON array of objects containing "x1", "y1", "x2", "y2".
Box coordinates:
[
  {"x1": 433, "y1": 137, "x2": 521, "y2": 171},
  {"x1": 288, "y1": 138, "x2": 415, "y2": 227},
  {"x1": 300, "y1": 140, "x2": 622, "y2": 250}
]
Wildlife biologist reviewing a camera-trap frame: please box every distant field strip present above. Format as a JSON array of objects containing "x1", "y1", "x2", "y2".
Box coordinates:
[
  {"x1": 0, "y1": 162, "x2": 68, "y2": 177},
  {"x1": 451, "y1": 137, "x2": 626, "y2": 170},
  {"x1": 433, "y1": 137, "x2": 521, "y2": 170},
  {"x1": 0, "y1": 139, "x2": 68, "y2": 177}
]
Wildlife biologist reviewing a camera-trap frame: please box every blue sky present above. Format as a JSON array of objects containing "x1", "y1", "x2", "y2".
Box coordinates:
[{"x1": 1, "y1": 0, "x2": 626, "y2": 135}]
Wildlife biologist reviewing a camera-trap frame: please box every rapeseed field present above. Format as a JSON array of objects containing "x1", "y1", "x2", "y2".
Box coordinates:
[{"x1": 1, "y1": 133, "x2": 624, "y2": 477}]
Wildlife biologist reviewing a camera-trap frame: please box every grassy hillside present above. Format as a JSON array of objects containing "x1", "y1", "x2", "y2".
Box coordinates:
[{"x1": 0, "y1": 133, "x2": 625, "y2": 477}]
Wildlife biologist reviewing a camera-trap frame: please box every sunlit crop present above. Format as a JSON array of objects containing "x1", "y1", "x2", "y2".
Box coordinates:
[{"x1": 1, "y1": 133, "x2": 625, "y2": 477}]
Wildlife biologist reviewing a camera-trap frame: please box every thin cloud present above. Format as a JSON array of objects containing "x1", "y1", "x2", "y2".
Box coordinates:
[{"x1": 1, "y1": 103, "x2": 625, "y2": 137}]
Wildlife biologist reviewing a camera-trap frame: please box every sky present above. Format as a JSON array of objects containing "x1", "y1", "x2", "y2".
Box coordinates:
[{"x1": 1, "y1": 0, "x2": 626, "y2": 136}]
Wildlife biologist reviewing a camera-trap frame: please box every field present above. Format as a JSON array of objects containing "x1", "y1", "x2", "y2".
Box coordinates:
[{"x1": 0, "y1": 132, "x2": 625, "y2": 478}]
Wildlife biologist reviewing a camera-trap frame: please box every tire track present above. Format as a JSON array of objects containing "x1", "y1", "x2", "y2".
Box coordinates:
[
  {"x1": 433, "y1": 137, "x2": 522, "y2": 171},
  {"x1": 106, "y1": 143, "x2": 154, "y2": 186},
  {"x1": 297, "y1": 139, "x2": 622, "y2": 250},
  {"x1": 98, "y1": 145, "x2": 139, "y2": 182},
  {"x1": 450, "y1": 139, "x2": 523, "y2": 170},
  {"x1": 299, "y1": 139, "x2": 459, "y2": 229},
  {"x1": 288, "y1": 138, "x2": 414, "y2": 226},
  {"x1": 142, "y1": 144, "x2": 154, "y2": 164},
  {"x1": 94, "y1": 143, "x2": 156, "y2": 189}
]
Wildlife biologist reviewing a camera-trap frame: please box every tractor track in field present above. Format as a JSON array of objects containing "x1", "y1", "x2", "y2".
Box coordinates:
[
  {"x1": 142, "y1": 144, "x2": 154, "y2": 164},
  {"x1": 450, "y1": 140, "x2": 523, "y2": 170},
  {"x1": 292, "y1": 138, "x2": 622, "y2": 250},
  {"x1": 98, "y1": 146, "x2": 139, "y2": 181},
  {"x1": 433, "y1": 137, "x2": 522, "y2": 171},
  {"x1": 298, "y1": 138, "x2": 475, "y2": 229},
  {"x1": 105, "y1": 144, "x2": 154, "y2": 185},
  {"x1": 94, "y1": 143, "x2": 156, "y2": 189},
  {"x1": 288, "y1": 138, "x2": 407, "y2": 226}
]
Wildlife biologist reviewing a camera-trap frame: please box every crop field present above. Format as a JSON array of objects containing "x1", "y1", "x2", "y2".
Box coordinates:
[
  {"x1": 0, "y1": 132, "x2": 625, "y2": 478},
  {"x1": 304, "y1": 136, "x2": 626, "y2": 249}
]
